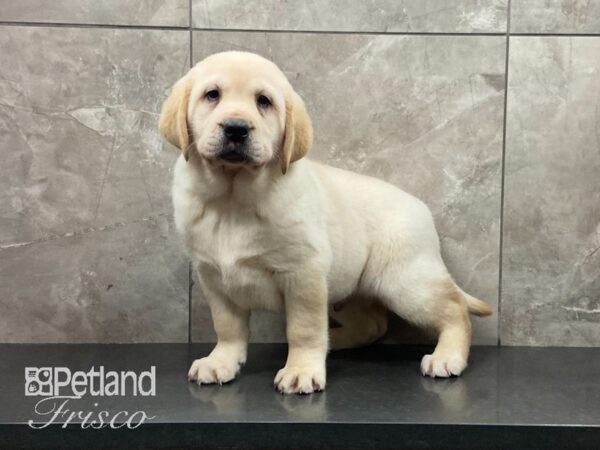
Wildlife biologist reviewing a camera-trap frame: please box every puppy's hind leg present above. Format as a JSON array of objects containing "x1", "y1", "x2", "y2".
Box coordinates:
[
  {"x1": 329, "y1": 299, "x2": 388, "y2": 351},
  {"x1": 419, "y1": 285, "x2": 472, "y2": 378},
  {"x1": 375, "y1": 260, "x2": 476, "y2": 378},
  {"x1": 418, "y1": 283, "x2": 492, "y2": 377}
]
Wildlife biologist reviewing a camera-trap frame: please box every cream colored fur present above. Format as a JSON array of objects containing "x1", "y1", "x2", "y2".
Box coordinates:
[{"x1": 160, "y1": 51, "x2": 492, "y2": 394}]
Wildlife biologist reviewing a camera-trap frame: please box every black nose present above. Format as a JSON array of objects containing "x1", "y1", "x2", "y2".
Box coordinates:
[{"x1": 223, "y1": 118, "x2": 250, "y2": 143}]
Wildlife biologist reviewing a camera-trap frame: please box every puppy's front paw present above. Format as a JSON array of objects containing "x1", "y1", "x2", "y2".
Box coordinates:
[
  {"x1": 274, "y1": 365, "x2": 326, "y2": 395},
  {"x1": 188, "y1": 356, "x2": 242, "y2": 385},
  {"x1": 421, "y1": 352, "x2": 467, "y2": 378}
]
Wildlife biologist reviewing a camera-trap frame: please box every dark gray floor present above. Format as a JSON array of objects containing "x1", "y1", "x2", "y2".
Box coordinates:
[{"x1": 0, "y1": 344, "x2": 598, "y2": 449}]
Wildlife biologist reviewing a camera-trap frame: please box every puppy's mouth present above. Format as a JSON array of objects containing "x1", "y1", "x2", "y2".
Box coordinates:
[
  {"x1": 216, "y1": 141, "x2": 254, "y2": 165},
  {"x1": 219, "y1": 149, "x2": 248, "y2": 163}
]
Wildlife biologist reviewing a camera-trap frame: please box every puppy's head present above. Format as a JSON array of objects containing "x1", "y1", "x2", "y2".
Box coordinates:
[{"x1": 159, "y1": 51, "x2": 312, "y2": 174}]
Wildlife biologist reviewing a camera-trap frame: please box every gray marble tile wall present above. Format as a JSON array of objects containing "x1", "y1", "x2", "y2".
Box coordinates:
[
  {"x1": 0, "y1": 1, "x2": 598, "y2": 346},
  {"x1": 502, "y1": 36, "x2": 600, "y2": 346}
]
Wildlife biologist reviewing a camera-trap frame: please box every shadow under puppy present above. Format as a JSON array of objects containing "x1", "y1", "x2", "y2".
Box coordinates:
[{"x1": 159, "y1": 51, "x2": 492, "y2": 395}]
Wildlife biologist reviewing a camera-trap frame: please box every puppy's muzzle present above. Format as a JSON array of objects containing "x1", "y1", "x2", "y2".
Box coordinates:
[{"x1": 218, "y1": 118, "x2": 251, "y2": 162}]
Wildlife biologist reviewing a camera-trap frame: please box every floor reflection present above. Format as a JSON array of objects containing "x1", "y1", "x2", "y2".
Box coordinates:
[
  {"x1": 276, "y1": 391, "x2": 328, "y2": 421},
  {"x1": 419, "y1": 376, "x2": 469, "y2": 419},
  {"x1": 188, "y1": 379, "x2": 328, "y2": 421}
]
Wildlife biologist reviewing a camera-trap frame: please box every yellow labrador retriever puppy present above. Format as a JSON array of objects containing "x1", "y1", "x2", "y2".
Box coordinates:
[{"x1": 159, "y1": 51, "x2": 492, "y2": 394}]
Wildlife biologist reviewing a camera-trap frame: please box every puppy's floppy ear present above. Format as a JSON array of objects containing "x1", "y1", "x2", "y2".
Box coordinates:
[
  {"x1": 159, "y1": 75, "x2": 193, "y2": 160},
  {"x1": 281, "y1": 90, "x2": 313, "y2": 174}
]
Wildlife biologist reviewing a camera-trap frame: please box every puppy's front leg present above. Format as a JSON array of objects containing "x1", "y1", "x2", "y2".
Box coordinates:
[
  {"x1": 274, "y1": 269, "x2": 328, "y2": 394},
  {"x1": 188, "y1": 276, "x2": 250, "y2": 385}
]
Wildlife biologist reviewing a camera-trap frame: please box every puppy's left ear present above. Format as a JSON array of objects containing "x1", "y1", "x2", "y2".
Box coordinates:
[
  {"x1": 159, "y1": 75, "x2": 193, "y2": 160},
  {"x1": 281, "y1": 90, "x2": 313, "y2": 174}
]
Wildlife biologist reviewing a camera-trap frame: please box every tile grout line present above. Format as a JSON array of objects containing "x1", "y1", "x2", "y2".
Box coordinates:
[
  {"x1": 0, "y1": 21, "x2": 188, "y2": 30},
  {"x1": 189, "y1": 0, "x2": 193, "y2": 67},
  {"x1": 0, "y1": 21, "x2": 503, "y2": 35},
  {"x1": 497, "y1": 0, "x2": 512, "y2": 347},
  {"x1": 188, "y1": 0, "x2": 193, "y2": 345},
  {"x1": 188, "y1": 263, "x2": 193, "y2": 344},
  {"x1": 510, "y1": 32, "x2": 600, "y2": 37},
  {"x1": 191, "y1": 28, "x2": 507, "y2": 36},
  {"x1": 1, "y1": 21, "x2": 599, "y2": 37},
  {"x1": 191, "y1": 28, "x2": 600, "y2": 37}
]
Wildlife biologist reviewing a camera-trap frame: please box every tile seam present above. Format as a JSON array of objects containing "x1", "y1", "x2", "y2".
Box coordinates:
[
  {"x1": 188, "y1": 0, "x2": 193, "y2": 344},
  {"x1": 498, "y1": 0, "x2": 512, "y2": 347}
]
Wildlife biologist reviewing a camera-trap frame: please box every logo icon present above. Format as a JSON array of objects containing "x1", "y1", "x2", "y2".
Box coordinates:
[{"x1": 25, "y1": 367, "x2": 53, "y2": 396}]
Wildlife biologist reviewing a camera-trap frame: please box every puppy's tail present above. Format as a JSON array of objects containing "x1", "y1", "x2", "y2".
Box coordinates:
[{"x1": 458, "y1": 286, "x2": 493, "y2": 317}]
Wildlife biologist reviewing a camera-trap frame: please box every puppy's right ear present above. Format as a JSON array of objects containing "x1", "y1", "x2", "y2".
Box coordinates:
[{"x1": 159, "y1": 75, "x2": 193, "y2": 160}]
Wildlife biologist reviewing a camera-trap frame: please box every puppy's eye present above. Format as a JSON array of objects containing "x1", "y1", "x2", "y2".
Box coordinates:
[
  {"x1": 205, "y1": 90, "x2": 220, "y2": 102},
  {"x1": 257, "y1": 94, "x2": 272, "y2": 108}
]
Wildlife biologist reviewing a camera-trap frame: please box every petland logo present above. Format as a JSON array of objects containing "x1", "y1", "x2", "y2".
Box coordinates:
[{"x1": 25, "y1": 366, "x2": 156, "y2": 429}]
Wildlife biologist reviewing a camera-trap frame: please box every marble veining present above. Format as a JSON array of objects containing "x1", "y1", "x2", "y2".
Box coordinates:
[
  {"x1": 502, "y1": 37, "x2": 600, "y2": 346},
  {"x1": 0, "y1": 27, "x2": 190, "y2": 342},
  {"x1": 511, "y1": 0, "x2": 600, "y2": 34},
  {"x1": 0, "y1": 0, "x2": 189, "y2": 27},
  {"x1": 192, "y1": 0, "x2": 508, "y2": 33}
]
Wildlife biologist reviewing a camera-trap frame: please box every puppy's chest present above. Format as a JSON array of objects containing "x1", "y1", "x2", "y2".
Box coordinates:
[{"x1": 185, "y1": 207, "x2": 283, "y2": 309}]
